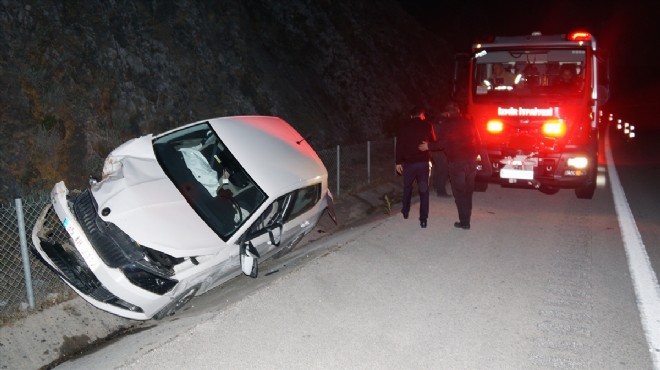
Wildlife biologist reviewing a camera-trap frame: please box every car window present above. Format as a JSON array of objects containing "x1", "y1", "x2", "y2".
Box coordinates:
[
  {"x1": 246, "y1": 194, "x2": 290, "y2": 239},
  {"x1": 285, "y1": 183, "x2": 321, "y2": 221},
  {"x1": 152, "y1": 122, "x2": 267, "y2": 240},
  {"x1": 246, "y1": 183, "x2": 321, "y2": 239}
]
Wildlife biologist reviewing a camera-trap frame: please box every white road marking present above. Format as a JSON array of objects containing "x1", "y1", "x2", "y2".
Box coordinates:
[{"x1": 605, "y1": 126, "x2": 660, "y2": 368}]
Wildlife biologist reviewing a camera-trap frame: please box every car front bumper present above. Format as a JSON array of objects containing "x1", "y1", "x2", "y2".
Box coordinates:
[{"x1": 31, "y1": 182, "x2": 176, "y2": 320}]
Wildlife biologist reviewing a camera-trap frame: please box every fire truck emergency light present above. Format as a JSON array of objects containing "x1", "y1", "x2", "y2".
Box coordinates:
[
  {"x1": 567, "y1": 31, "x2": 592, "y2": 41},
  {"x1": 487, "y1": 119, "x2": 504, "y2": 133},
  {"x1": 542, "y1": 119, "x2": 566, "y2": 137}
]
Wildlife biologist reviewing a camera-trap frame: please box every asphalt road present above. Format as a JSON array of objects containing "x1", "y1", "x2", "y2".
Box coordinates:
[{"x1": 50, "y1": 124, "x2": 657, "y2": 369}]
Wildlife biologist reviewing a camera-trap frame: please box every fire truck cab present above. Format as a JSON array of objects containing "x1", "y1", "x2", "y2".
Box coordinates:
[{"x1": 465, "y1": 31, "x2": 609, "y2": 199}]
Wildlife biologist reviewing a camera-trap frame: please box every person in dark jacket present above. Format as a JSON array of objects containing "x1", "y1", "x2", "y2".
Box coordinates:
[
  {"x1": 428, "y1": 114, "x2": 451, "y2": 197},
  {"x1": 441, "y1": 102, "x2": 480, "y2": 230},
  {"x1": 395, "y1": 106, "x2": 436, "y2": 228}
]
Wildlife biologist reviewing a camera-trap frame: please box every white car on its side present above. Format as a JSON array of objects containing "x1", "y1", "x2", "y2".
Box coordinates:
[{"x1": 31, "y1": 116, "x2": 335, "y2": 320}]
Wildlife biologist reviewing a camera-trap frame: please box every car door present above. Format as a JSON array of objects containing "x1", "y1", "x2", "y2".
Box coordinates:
[{"x1": 242, "y1": 183, "x2": 322, "y2": 258}]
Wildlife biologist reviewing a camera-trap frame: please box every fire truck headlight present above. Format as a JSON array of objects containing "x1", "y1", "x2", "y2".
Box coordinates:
[{"x1": 567, "y1": 157, "x2": 588, "y2": 169}]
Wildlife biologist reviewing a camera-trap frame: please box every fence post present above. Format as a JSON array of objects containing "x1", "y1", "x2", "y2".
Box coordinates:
[
  {"x1": 394, "y1": 137, "x2": 397, "y2": 167},
  {"x1": 336, "y1": 145, "x2": 340, "y2": 196},
  {"x1": 367, "y1": 141, "x2": 371, "y2": 184},
  {"x1": 15, "y1": 198, "x2": 35, "y2": 309}
]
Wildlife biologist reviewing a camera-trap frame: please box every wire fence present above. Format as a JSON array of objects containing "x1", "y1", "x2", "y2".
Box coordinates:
[
  {"x1": 0, "y1": 138, "x2": 397, "y2": 324},
  {"x1": 0, "y1": 196, "x2": 78, "y2": 325}
]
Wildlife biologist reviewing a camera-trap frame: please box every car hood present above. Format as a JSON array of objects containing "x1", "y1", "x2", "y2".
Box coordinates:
[
  {"x1": 207, "y1": 116, "x2": 328, "y2": 196},
  {"x1": 91, "y1": 135, "x2": 226, "y2": 258}
]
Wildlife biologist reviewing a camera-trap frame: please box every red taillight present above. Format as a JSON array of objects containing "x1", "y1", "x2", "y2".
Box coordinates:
[
  {"x1": 567, "y1": 31, "x2": 591, "y2": 41},
  {"x1": 487, "y1": 119, "x2": 503, "y2": 133},
  {"x1": 542, "y1": 119, "x2": 566, "y2": 137}
]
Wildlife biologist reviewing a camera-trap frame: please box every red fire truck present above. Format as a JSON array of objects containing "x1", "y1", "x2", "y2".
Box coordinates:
[{"x1": 463, "y1": 31, "x2": 609, "y2": 198}]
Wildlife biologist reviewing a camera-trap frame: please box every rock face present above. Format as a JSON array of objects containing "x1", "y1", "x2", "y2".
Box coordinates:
[{"x1": 0, "y1": 0, "x2": 451, "y2": 199}]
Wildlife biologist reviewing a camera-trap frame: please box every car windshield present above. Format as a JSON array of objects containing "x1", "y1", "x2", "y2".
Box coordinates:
[
  {"x1": 472, "y1": 48, "x2": 587, "y2": 102},
  {"x1": 152, "y1": 122, "x2": 267, "y2": 240}
]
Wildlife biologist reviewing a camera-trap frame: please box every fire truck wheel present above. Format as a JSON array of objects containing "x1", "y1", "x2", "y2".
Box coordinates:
[
  {"x1": 575, "y1": 181, "x2": 596, "y2": 199},
  {"x1": 575, "y1": 163, "x2": 597, "y2": 199},
  {"x1": 539, "y1": 185, "x2": 560, "y2": 195}
]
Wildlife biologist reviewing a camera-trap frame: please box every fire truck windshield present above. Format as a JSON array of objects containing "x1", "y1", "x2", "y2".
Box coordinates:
[{"x1": 473, "y1": 49, "x2": 587, "y2": 101}]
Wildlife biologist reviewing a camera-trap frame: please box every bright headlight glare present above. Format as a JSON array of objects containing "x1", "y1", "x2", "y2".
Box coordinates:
[
  {"x1": 567, "y1": 157, "x2": 588, "y2": 169},
  {"x1": 487, "y1": 119, "x2": 503, "y2": 133}
]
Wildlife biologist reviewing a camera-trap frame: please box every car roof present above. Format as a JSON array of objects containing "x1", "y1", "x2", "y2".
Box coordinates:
[{"x1": 203, "y1": 116, "x2": 327, "y2": 196}]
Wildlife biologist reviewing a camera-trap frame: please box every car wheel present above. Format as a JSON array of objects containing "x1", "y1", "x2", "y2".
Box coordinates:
[{"x1": 152, "y1": 284, "x2": 200, "y2": 320}]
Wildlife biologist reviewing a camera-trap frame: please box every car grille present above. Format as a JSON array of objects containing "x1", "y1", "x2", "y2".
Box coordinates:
[
  {"x1": 72, "y1": 189, "x2": 178, "y2": 295},
  {"x1": 34, "y1": 205, "x2": 143, "y2": 313},
  {"x1": 73, "y1": 190, "x2": 140, "y2": 268}
]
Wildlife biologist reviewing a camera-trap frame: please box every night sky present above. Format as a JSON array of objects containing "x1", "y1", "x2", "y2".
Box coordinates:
[{"x1": 399, "y1": 0, "x2": 658, "y2": 95}]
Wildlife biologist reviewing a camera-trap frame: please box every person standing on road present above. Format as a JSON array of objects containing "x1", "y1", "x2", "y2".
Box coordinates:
[
  {"x1": 395, "y1": 106, "x2": 436, "y2": 228},
  {"x1": 441, "y1": 101, "x2": 480, "y2": 230},
  {"x1": 428, "y1": 113, "x2": 451, "y2": 197}
]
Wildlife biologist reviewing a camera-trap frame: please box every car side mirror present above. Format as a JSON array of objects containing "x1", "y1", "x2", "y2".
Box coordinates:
[
  {"x1": 267, "y1": 223, "x2": 283, "y2": 247},
  {"x1": 240, "y1": 241, "x2": 260, "y2": 278}
]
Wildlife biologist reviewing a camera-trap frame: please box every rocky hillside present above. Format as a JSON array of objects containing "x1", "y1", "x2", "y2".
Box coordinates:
[{"x1": 0, "y1": 0, "x2": 451, "y2": 200}]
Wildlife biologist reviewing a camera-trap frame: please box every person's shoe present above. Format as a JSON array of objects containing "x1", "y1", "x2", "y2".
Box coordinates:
[
  {"x1": 420, "y1": 220, "x2": 427, "y2": 228},
  {"x1": 454, "y1": 222, "x2": 470, "y2": 230},
  {"x1": 402, "y1": 211, "x2": 409, "y2": 219}
]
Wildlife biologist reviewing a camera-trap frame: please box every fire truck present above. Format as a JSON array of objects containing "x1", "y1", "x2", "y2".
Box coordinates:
[{"x1": 461, "y1": 31, "x2": 609, "y2": 198}]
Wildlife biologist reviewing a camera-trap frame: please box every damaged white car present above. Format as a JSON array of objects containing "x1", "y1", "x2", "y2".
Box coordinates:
[{"x1": 32, "y1": 116, "x2": 335, "y2": 320}]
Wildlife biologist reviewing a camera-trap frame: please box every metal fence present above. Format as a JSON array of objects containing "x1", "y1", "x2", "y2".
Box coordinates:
[
  {"x1": 0, "y1": 195, "x2": 77, "y2": 325},
  {"x1": 0, "y1": 138, "x2": 397, "y2": 324}
]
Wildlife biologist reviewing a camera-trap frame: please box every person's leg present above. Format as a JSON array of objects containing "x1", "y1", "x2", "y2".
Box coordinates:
[
  {"x1": 464, "y1": 164, "x2": 477, "y2": 223},
  {"x1": 401, "y1": 164, "x2": 414, "y2": 218},
  {"x1": 437, "y1": 152, "x2": 450, "y2": 195},
  {"x1": 416, "y1": 161, "x2": 430, "y2": 223},
  {"x1": 449, "y1": 162, "x2": 470, "y2": 227},
  {"x1": 431, "y1": 152, "x2": 441, "y2": 193},
  {"x1": 432, "y1": 152, "x2": 450, "y2": 196}
]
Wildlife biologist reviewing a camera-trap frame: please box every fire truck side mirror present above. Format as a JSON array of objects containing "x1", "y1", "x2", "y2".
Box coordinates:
[{"x1": 596, "y1": 85, "x2": 609, "y2": 107}]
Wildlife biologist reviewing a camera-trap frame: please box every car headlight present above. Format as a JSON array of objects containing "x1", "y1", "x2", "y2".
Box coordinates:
[{"x1": 121, "y1": 263, "x2": 178, "y2": 295}]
